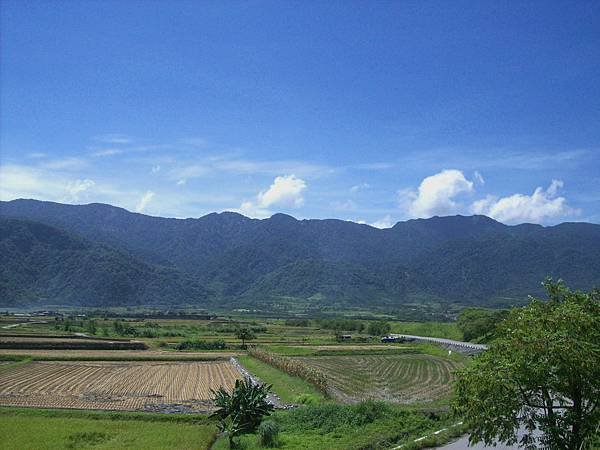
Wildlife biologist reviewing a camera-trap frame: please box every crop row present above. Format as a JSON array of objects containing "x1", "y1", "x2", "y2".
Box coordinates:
[
  {"x1": 0, "y1": 360, "x2": 241, "y2": 412},
  {"x1": 248, "y1": 347, "x2": 328, "y2": 394},
  {"x1": 297, "y1": 354, "x2": 460, "y2": 404}
]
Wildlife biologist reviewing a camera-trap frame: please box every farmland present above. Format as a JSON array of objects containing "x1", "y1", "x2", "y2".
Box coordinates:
[
  {"x1": 296, "y1": 354, "x2": 461, "y2": 404},
  {"x1": 0, "y1": 360, "x2": 241, "y2": 412},
  {"x1": 0, "y1": 312, "x2": 469, "y2": 449}
]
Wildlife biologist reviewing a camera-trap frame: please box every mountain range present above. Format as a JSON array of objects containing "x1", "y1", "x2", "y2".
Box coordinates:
[{"x1": 1, "y1": 199, "x2": 599, "y2": 309}]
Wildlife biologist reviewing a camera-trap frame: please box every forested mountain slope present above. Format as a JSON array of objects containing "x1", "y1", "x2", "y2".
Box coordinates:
[
  {"x1": 1, "y1": 199, "x2": 599, "y2": 308},
  {"x1": 0, "y1": 218, "x2": 211, "y2": 307}
]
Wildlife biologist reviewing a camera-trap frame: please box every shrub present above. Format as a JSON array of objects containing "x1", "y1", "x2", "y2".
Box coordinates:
[
  {"x1": 175, "y1": 339, "x2": 227, "y2": 351},
  {"x1": 293, "y1": 393, "x2": 319, "y2": 405},
  {"x1": 211, "y1": 377, "x2": 274, "y2": 448},
  {"x1": 257, "y1": 420, "x2": 279, "y2": 447}
]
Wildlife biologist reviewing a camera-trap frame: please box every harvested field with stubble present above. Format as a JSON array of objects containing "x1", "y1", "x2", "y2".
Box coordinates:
[
  {"x1": 0, "y1": 360, "x2": 241, "y2": 413},
  {"x1": 297, "y1": 354, "x2": 461, "y2": 404}
]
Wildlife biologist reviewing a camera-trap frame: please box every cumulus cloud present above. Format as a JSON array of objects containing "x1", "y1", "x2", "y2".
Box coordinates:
[
  {"x1": 136, "y1": 191, "x2": 155, "y2": 213},
  {"x1": 471, "y1": 180, "x2": 577, "y2": 224},
  {"x1": 401, "y1": 169, "x2": 474, "y2": 218},
  {"x1": 257, "y1": 175, "x2": 306, "y2": 208},
  {"x1": 0, "y1": 164, "x2": 98, "y2": 204},
  {"x1": 65, "y1": 179, "x2": 95, "y2": 202},
  {"x1": 370, "y1": 215, "x2": 394, "y2": 229},
  {"x1": 239, "y1": 175, "x2": 307, "y2": 218}
]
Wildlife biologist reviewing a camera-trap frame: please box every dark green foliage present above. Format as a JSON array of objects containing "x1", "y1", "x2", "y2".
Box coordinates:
[
  {"x1": 456, "y1": 308, "x2": 508, "y2": 342},
  {"x1": 280, "y1": 401, "x2": 427, "y2": 434},
  {"x1": 235, "y1": 327, "x2": 256, "y2": 349},
  {"x1": 211, "y1": 377, "x2": 274, "y2": 448},
  {"x1": 256, "y1": 420, "x2": 279, "y2": 447},
  {"x1": 175, "y1": 339, "x2": 227, "y2": 351},
  {"x1": 317, "y1": 318, "x2": 365, "y2": 333},
  {"x1": 367, "y1": 320, "x2": 391, "y2": 336},
  {"x1": 2, "y1": 199, "x2": 600, "y2": 308},
  {"x1": 0, "y1": 217, "x2": 211, "y2": 307},
  {"x1": 454, "y1": 281, "x2": 600, "y2": 450},
  {"x1": 284, "y1": 318, "x2": 311, "y2": 327}
]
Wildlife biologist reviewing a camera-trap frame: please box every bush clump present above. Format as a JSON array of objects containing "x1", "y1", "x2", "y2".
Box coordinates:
[
  {"x1": 257, "y1": 420, "x2": 280, "y2": 447},
  {"x1": 175, "y1": 339, "x2": 227, "y2": 351}
]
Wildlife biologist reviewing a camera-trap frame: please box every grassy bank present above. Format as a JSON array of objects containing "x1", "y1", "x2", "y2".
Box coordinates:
[
  {"x1": 237, "y1": 355, "x2": 325, "y2": 404},
  {"x1": 0, "y1": 408, "x2": 216, "y2": 449},
  {"x1": 212, "y1": 401, "x2": 456, "y2": 450}
]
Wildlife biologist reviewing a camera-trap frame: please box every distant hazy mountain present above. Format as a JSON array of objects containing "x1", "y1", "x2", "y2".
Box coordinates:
[{"x1": 1, "y1": 199, "x2": 599, "y2": 308}]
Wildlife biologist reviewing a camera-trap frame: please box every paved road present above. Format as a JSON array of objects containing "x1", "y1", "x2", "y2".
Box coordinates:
[
  {"x1": 388, "y1": 334, "x2": 488, "y2": 352},
  {"x1": 435, "y1": 436, "x2": 519, "y2": 449}
]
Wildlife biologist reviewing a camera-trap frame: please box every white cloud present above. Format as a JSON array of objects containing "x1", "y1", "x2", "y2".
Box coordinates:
[
  {"x1": 136, "y1": 191, "x2": 155, "y2": 213},
  {"x1": 93, "y1": 134, "x2": 132, "y2": 144},
  {"x1": 176, "y1": 179, "x2": 186, "y2": 186},
  {"x1": 27, "y1": 152, "x2": 47, "y2": 159},
  {"x1": 169, "y1": 164, "x2": 208, "y2": 181},
  {"x1": 0, "y1": 164, "x2": 96, "y2": 204},
  {"x1": 473, "y1": 171, "x2": 485, "y2": 185},
  {"x1": 65, "y1": 179, "x2": 95, "y2": 202},
  {"x1": 238, "y1": 175, "x2": 307, "y2": 218},
  {"x1": 151, "y1": 165, "x2": 161, "y2": 174},
  {"x1": 331, "y1": 199, "x2": 358, "y2": 211},
  {"x1": 349, "y1": 162, "x2": 395, "y2": 170},
  {"x1": 350, "y1": 182, "x2": 370, "y2": 193},
  {"x1": 41, "y1": 157, "x2": 88, "y2": 170},
  {"x1": 471, "y1": 180, "x2": 577, "y2": 224},
  {"x1": 0, "y1": 164, "x2": 64, "y2": 201},
  {"x1": 370, "y1": 215, "x2": 394, "y2": 229},
  {"x1": 92, "y1": 148, "x2": 123, "y2": 157},
  {"x1": 401, "y1": 169, "x2": 474, "y2": 218},
  {"x1": 257, "y1": 175, "x2": 306, "y2": 209},
  {"x1": 238, "y1": 201, "x2": 271, "y2": 219}
]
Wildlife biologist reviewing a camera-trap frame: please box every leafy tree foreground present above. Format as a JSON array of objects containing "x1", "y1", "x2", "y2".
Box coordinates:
[{"x1": 454, "y1": 280, "x2": 599, "y2": 450}]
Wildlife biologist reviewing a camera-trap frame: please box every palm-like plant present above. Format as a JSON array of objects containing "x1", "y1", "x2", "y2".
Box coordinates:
[{"x1": 211, "y1": 377, "x2": 274, "y2": 448}]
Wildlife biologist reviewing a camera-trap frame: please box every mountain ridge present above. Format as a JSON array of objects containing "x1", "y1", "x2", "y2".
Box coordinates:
[{"x1": 1, "y1": 199, "x2": 599, "y2": 309}]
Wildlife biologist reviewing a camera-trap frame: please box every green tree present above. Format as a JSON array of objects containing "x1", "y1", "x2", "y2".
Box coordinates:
[
  {"x1": 454, "y1": 280, "x2": 600, "y2": 450},
  {"x1": 211, "y1": 377, "x2": 274, "y2": 448},
  {"x1": 456, "y1": 308, "x2": 508, "y2": 342},
  {"x1": 85, "y1": 319, "x2": 97, "y2": 335},
  {"x1": 235, "y1": 327, "x2": 256, "y2": 349},
  {"x1": 367, "y1": 321, "x2": 391, "y2": 336}
]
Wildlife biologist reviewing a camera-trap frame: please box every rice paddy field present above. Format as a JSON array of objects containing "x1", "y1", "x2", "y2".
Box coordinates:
[
  {"x1": 296, "y1": 354, "x2": 461, "y2": 404},
  {"x1": 0, "y1": 360, "x2": 241, "y2": 412}
]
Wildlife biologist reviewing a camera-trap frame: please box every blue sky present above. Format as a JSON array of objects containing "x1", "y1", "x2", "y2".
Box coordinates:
[{"x1": 1, "y1": 0, "x2": 599, "y2": 226}]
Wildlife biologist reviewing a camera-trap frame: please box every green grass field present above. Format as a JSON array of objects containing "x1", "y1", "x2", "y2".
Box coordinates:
[
  {"x1": 389, "y1": 321, "x2": 463, "y2": 340},
  {"x1": 237, "y1": 355, "x2": 325, "y2": 404},
  {"x1": 0, "y1": 408, "x2": 217, "y2": 450}
]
